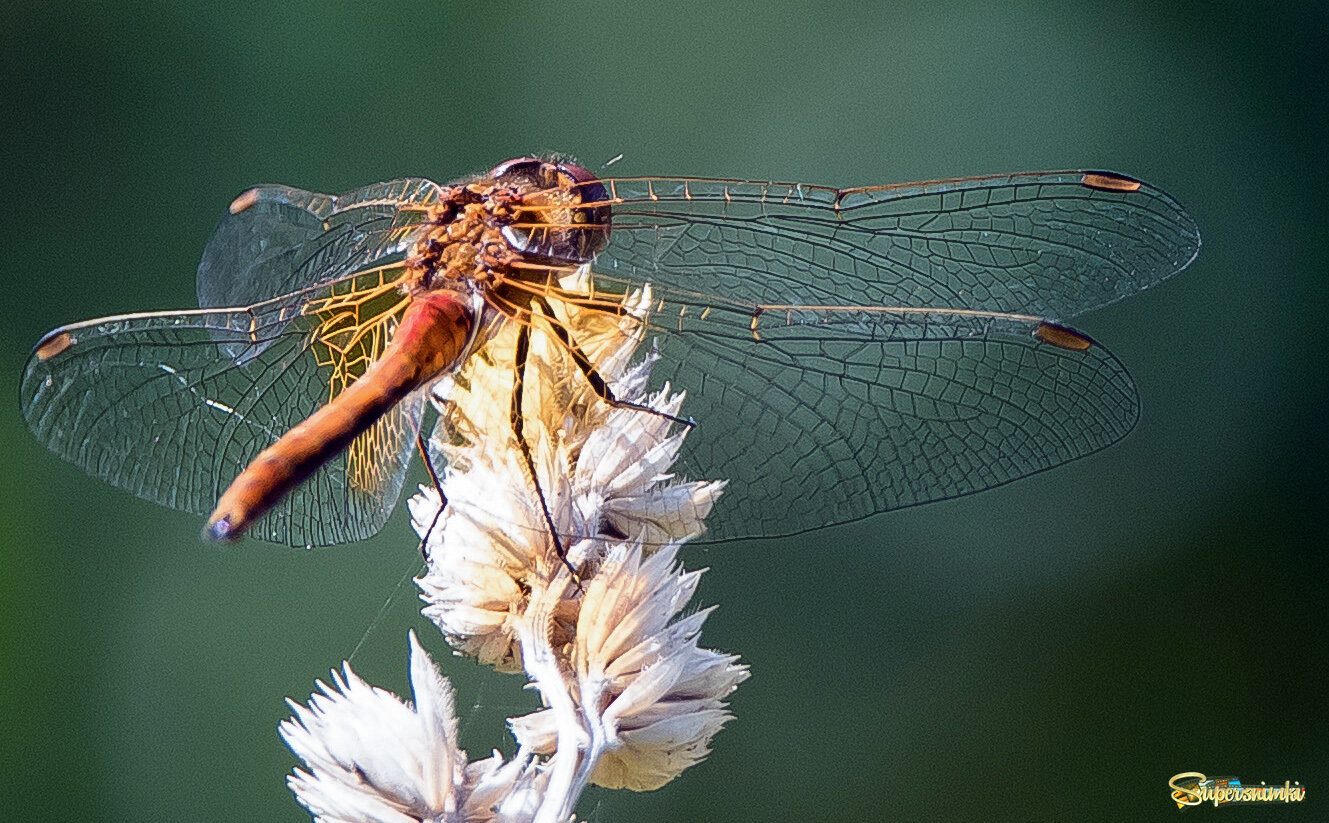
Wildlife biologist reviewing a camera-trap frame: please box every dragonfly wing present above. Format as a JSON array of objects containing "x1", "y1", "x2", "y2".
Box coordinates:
[
  {"x1": 571, "y1": 171, "x2": 1196, "y2": 538},
  {"x1": 197, "y1": 178, "x2": 443, "y2": 310},
  {"x1": 592, "y1": 171, "x2": 1199, "y2": 321},
  {"x1": 21, "y1": 275, "x2": 420, "y2": 547},
  {"x1": 622, "y1": 301, "x2": 1136, "y2": 540}
]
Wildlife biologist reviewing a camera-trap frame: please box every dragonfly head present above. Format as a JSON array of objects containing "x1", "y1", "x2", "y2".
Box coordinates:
[{"x1": 489, "y1": 156, "x2": 611, "y2": 264}]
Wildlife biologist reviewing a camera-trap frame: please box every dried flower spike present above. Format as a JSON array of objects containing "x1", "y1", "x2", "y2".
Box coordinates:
[{"x1": 285, "y1": 266, "x2": 743, "y2": 822}]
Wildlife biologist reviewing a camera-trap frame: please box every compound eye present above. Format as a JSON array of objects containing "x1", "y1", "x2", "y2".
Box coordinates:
[
  {"x1": 489, "y1": 156, "x2": 544, "y2": 184},
  {"x1": 492, "y1": 156, "x2": 613, "y2": 264},
  {"x1": 552, "y1": 162, "x2": 611, "y2": 261},
  {"x1": 553, "y1": 161, "x2": 609, "y2": 208}
]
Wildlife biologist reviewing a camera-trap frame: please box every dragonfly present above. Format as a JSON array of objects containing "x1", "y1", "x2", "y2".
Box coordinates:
[{"x1": 20, "y1": 157, "x2": 1199, "y2": 549}]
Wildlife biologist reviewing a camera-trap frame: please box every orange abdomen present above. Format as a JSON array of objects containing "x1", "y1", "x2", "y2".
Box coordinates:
[{"x1": 205, "y1": 292, "x2": 473, "y2": 542}]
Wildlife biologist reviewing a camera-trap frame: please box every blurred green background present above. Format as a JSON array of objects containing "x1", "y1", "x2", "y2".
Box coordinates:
[{"x1": 2, "y1": 1, "x2": 1324, "y2": 821}]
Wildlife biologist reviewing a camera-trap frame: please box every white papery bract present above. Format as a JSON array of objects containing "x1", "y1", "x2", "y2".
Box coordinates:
[
  {"x1": 281, "y1": 632, "x2": 545, "y2": 823},
  {"x1": 510, "y1": 543, "x2": 749, "y2": 790}
]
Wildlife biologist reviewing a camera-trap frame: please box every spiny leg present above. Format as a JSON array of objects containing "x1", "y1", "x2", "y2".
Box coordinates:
[
  {"x1": 414, "y1": 432, "x2": 446, "y2": 561},
  {"x1": 511, "y1": 319, "x2": 578, "y2": 578},
  {"x1": 529, "y1": 293, "x2": 694, "y2": 429}
]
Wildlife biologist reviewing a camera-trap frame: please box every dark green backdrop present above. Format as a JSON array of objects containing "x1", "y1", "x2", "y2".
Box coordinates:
[{"x1": 2, "y1": 2, "x2": 1323, "y2": 821}]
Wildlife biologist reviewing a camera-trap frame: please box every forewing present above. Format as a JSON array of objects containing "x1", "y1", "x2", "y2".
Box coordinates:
[
  {"x1": 591, "y1": 171, "x2": 1199, "y2": 321},
  {"x1": 21, "y1": 273, "x2": 421, "y2": 547}
]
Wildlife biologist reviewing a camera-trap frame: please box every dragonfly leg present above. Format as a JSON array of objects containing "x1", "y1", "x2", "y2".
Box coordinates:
[
  {"x1": 531, "y1": 294, "x2": 694, "y2": 429},
  {"x1": 414, "y1": 432, "x2": 446, "y2": 560},
  {"x1": 511, "y1": 319, "x2": 579, "y2": 579}
]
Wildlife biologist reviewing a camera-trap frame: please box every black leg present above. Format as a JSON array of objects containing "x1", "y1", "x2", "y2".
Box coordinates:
[
  {"x1": 511, "y1": 319, "x2": 578, "y2": 577},
  {"x1": 415, "y1": 432, "x2": 446, "y2": 560}
]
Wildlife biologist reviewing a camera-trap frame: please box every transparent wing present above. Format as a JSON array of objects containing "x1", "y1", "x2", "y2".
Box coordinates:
[
  {"x1": 591, "y1": 171, "x2": 1199, "y2": 320},
  {"x1": 21, "y1": 268, "x2": 420, "y2": 547},
  {"x1": 569, "y1": 170, "x2": 1198, "y2": 539},
  {"x1": 197, "y1": 178, "x2": 443, "y2": 309},
  {"x1": 598, "y1": 297, "x2": 1138, "y2": 540}
]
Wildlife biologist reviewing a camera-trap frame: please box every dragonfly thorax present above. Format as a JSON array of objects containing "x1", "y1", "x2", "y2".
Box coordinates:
[{"x1": 406, "y1": 159, "x2": 614, "y2": 314}]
